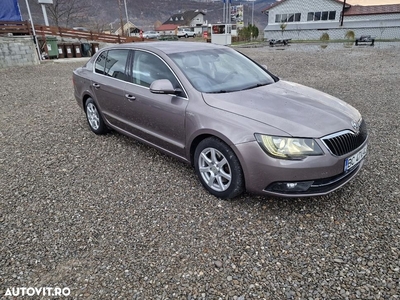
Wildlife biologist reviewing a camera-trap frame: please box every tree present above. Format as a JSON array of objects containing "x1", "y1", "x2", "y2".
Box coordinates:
[
  {"x1": 238, "y1": 24, "x2": 259, "y2": 41},
  {"x1": 46, "y1": 0, "x2": 90, "y2": 28},
  {"x1": 280, "y1": 22, "x2": 287, "y2": 37}
]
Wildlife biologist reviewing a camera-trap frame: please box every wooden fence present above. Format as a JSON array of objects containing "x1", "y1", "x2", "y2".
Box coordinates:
[{"x1": 0, "y1": 20, "x2": 142, "y2": 43}]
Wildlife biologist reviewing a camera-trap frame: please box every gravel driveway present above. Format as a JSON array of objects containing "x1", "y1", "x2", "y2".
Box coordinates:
[{"x1": 1, "y1": 42, "x2": 399, "y2": 299}]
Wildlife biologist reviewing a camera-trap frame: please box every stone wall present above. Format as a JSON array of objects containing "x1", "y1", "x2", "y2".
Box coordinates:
[{"x1": 0, "y1": 36, "x2": 40, "y2": 69}]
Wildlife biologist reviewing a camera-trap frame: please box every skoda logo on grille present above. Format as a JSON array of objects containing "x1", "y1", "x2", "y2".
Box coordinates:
[{"x1": 351, "y1": 119, "x2": 362, "y2": 133}]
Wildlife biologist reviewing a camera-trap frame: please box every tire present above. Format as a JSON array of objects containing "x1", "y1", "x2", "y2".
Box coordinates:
[
  {"x1": 185, "y1": 34, "x2": 188, "y2": 38},
  {"x1": 194, "y1": 137, "x2": 244, "y2": 199},
  {"x1": 193, "y1": 34, "x2": 196, "y2": 38},
  {"x1": 85, "y1": 98, "x2": 108, "y2": 135}
]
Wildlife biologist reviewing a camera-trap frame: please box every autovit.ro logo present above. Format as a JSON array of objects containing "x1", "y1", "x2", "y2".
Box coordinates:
[{"x1": 4, "y1": 287, "x2": 70, "y2": 297}]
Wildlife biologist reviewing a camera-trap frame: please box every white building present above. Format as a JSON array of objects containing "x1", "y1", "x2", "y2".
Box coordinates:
[{"x1": 262, "y1": 0, "x2": 400, "y2": 40}]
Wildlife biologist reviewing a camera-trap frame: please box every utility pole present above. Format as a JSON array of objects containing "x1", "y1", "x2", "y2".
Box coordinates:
[
  {"x1": 25, "y1": 0, "x2": 42, "y2": 60},
  {"x1": 251, "y1": 0, "x2": 254, "y2": 25},
  {"x1": 341, "y1": 0, "x2": 346, "y2": 26},
  {"x1": 118, "y1": 0, "x2": 124, "y2": 36},
  {"x1": 123, "y1": 0, "x2": 130, "y2": 36}
]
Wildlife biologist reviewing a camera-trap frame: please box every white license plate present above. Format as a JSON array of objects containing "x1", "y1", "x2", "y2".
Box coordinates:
[{"x1": 344, "y1": 144, "x2": 367, "y2": 172}]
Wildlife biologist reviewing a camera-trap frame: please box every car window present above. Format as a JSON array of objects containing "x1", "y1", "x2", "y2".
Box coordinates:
[
  {"x1": 132, "y1": 51, "x2": 180, "y2": 89},
  {"x1": 95, "y1": 50, "x2": 108, "y2": 75},
  {"x1": 94, "y1": 49, "x2": 130, "y2": 82},
  {"x1": 169, "y1": 48, "x2": 275, "y2": 93}
]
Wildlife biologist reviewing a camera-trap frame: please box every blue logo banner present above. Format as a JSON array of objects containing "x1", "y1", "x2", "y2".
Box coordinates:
[{"x1": 0, "y1": 0, "x2": 22, "y2": 21}]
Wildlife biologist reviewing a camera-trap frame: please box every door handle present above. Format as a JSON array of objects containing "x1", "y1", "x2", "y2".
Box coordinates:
[
  {"x1": 125, "y1": 94, "x2": 136, "y2": 101},
  {"x1": 92, "y1": 83, "x2": 100, "y2": 88}
]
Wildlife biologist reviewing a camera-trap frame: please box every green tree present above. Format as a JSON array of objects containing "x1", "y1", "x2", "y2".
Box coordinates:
[
  {"x1": 238, "y1": 24, "x2": 259, "y2": 41},
  {"x1": 280, "y1": 22, "x2": 287, "y2": 36}
]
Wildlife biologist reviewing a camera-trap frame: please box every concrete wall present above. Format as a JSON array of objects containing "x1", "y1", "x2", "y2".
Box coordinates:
[{"x1": 0, "y1": 36, "x2": 40, "y2": 68}]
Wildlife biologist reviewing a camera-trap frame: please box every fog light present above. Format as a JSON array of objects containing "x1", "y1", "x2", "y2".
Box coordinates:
[{"x1": 266, "y1": 181, "x2": 314, "y2": 193}]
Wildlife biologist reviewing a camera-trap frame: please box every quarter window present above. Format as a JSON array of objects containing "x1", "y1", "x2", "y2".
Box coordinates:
[
  {"x1": 94, "y1": 49, "x2": 130, "y2": 82},
  {"x1": 95, "y1": 51, "x2": 107, "y2": 75}
]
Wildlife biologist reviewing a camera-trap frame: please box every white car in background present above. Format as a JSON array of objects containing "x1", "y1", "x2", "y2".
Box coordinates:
[
  {"x1": 177, "y1": 28, "x2": 196, "y2": 38},
  {"x1": 143, "y1": 31, "x2": 160, "y2": 39}
]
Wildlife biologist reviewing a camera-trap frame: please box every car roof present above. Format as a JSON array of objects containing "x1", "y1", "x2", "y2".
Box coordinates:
[{"x1": 100, "y1": 41, "x2": 228, "y2": 55}]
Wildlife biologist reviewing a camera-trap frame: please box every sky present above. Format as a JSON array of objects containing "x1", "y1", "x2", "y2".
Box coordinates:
[{"x1": 346, "y1": 0, "x2": 400, "y2": 5}]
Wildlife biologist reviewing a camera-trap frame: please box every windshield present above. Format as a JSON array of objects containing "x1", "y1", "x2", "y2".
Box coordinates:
[{"x1": 169, "y1": 48, "x2": 276, "y2": 93}]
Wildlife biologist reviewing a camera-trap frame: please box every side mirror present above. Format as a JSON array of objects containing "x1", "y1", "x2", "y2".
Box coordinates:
[{"x1": 150, "y1": 79, "x2": 179, "y2": 95}]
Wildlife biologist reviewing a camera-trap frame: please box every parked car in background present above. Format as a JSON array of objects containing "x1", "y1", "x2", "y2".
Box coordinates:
[
  {"x1": 73, "y1": 42, "x2": 368, "y2": 199},
  {"x1": 73, "y1": 27, "x2": 89, "y2": 32},
  {"x1": 142, "y1": 31, "x2": 160, "y2": 39},
  {"x1": 177, "y1": 28, "x2": 196, "y2": 38}
]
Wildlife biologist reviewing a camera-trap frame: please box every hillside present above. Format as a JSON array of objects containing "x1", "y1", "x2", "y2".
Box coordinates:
[{"x1": 18, "y1": 0, "x2": 274, "y2": 33}]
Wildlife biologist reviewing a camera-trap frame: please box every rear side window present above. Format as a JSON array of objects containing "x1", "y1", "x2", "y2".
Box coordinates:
[{"x1": 95, "y1": 49, "x2": 130, "y2": 82}]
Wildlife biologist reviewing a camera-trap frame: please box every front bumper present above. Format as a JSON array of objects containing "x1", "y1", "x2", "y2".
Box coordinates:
[{"x1": 235, "y1": 139, "x2": 367, "y2": 197}]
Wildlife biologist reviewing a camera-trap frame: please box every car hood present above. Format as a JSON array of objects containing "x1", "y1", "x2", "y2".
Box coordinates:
[{"x1": 202, "y1": 80, "x2": 361, "y2": 138}]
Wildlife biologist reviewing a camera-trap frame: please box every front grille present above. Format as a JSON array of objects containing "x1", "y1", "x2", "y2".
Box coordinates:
[{"x1": 322, "y1": 120, "x2": 368, "y2": 156}]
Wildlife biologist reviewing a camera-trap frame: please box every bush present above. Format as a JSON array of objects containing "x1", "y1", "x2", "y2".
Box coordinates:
[
  {"x1": 345, "y1": 30, "x2": 355, "y2": 40},
  {"x1": 320, "y1": 32, "x2": 330, "y2": 41},
  {"x1": 238, "y1": 24, "x2": 259, "y2": 41}
]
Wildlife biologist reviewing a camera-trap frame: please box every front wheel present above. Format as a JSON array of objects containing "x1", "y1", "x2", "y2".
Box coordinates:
[
  {"x1": 194, "y1": 137, "x2": 244, "y2": 199},
  {"x1": 85, "y1": 98, "x2": 108, "y2": 135}
]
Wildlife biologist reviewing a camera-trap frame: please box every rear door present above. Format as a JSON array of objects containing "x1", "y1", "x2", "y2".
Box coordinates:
[{"x1": 90, "y1": 49, "x2": 134, "y2": 130}]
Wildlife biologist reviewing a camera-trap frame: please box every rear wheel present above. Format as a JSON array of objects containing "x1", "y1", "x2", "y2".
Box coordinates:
[
  {"x1": 185, "y1": 34, "x2": 188, "y2": 38},
  {"x1": 85, "y1": 98, "x2": 108, "y2": 135},
  {"x1": 194, "y1": 137, "x2": 244, "y2": 199}
]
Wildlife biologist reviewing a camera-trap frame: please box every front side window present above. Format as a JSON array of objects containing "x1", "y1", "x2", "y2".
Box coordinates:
[{"x1": 132, "y1": 51, "x2": 180, "y2": 89}]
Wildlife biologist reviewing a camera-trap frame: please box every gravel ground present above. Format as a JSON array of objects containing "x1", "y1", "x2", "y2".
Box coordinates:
[{"x1": 1, "y1": 42, "x2": 399, "y2": 299}]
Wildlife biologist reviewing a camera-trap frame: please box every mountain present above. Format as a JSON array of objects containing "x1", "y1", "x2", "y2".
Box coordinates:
[{"x1": 18, "y1": 0, "x2": 274, "y2": 32}]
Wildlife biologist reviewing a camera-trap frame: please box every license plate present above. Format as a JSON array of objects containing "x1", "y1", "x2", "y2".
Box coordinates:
[{"x1": 344, "y1": 144, "x2": 367, "y2": 172}]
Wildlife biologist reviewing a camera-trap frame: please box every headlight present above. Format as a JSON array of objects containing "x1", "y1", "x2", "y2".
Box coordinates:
[{"x1": 255, "y1": 134, "x2": 323, "y2": 160}]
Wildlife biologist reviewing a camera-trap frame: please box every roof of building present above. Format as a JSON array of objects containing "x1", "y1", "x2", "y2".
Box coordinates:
[
  {"x1": 261, "y1": 0, "x2": 400, "y2": 16},
  {"x1": 261, "y1": 0, "x2": 350, "y2": 13},
  {"x1": 162, "y1": 10, "x2": 205, "y2": 26},
  {"x1": 344, "y1": 3, "x2": 400, "y2": 15},
  {"x1": 155, "y1": 24, "x2": 179, "y2": 31}
]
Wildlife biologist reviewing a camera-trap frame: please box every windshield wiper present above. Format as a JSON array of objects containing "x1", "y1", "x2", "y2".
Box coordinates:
[
  {"x1": 209, "y1": 90, "x2": 229, "y2": 94},
  {"x1": 242, "y1": 82, "x2": 270, "y2": 91}
]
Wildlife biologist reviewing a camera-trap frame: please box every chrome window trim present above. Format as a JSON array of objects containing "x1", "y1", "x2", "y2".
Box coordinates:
[{"x1": 92, "y1": 48, "x2": 189, "y2": 101}]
